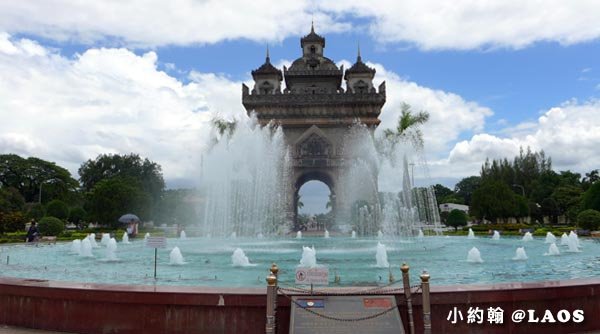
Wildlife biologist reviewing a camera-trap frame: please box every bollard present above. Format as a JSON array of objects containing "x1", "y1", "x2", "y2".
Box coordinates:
[
  {"x1": 265, "y1": 266, "x2": 278, "y2": 334},
  {"x1": 401, "y1": 263, "x2": 415, "y2": 334},
  {"x1": 420, "y1": 270, "x2": 431, "y2": 334}
]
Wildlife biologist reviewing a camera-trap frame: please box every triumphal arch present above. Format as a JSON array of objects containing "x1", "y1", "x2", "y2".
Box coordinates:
[{"x1": 242, "y1": 25, "x2": 386, "y2": 225}]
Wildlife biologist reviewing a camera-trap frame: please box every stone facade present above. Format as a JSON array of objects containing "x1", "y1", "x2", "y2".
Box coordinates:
[{"x1": 242, "y1": 25, "x2": 385, "y2": 226}]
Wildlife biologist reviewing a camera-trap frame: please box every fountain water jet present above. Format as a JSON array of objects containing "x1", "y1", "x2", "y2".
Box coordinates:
[
  {"x1": 296, "y1": 231, "x2": 302, "y2": 239},
  {"x1": 467, "y1": 247, "x2": 483, "y2": 263},
  {"x1": 169, "y1": 247, "x2": 185, "y2": 265},
  {"x1": 492, "y1": 231, "x2": 500, "y2": 240},
  {"x1": 122, "y1": 232, "x2": 130, "y2": 244},
  {"x1": 299, "y1": 246, "x2": 317, "y2": 268},
  {"x1": 467, "y1": 228, "x2": 475, "y2": 239},
  {"x1": 375, "y1": 242, "x2": 390, "y2": 268},
  {"x1": 351, "y1": 230, "x2": 356, "y2": 238},
  {"x1": 100, "y1": 233, "x2": 110, "y2": 247},
  {"x1": 180, "y1": 231, "x2": 187, "y2": 239},
  {"x1": 522, "y1": 232, "x2": 533, "y2": 242},
  {"x1": 88, "y1": 234, "x2": 99, "y2": 248},
  {"x1": 105, "y1": 238, "x2": 118, "y2": 261},
  {"x1": 70, "y1": 240, "x2": 81, "y2": 254},
  {"x1": 417, "y1": 230, "x2": 424, "y2": 239},
  {"x1": 513, "y1": 247, "x2": 528, "y2": 260},
  {"x1": 377, "y1": 230, "x2": 383, "y2": 239},
  {"x1": 545, "y1": 243, "x2": 560, "y2": 256},
  {"x1": 560, "y1": 233, "x2": 569, "y2": 245},
  {"x1": 231, "y1": 248, "x2": 256, "y2": 267},
  {"x1": 80, "y1": 238, "x2": 93, "y2": 257},
  {"x1": 566, "y1": 232, "x2": 581, "y2": 253},
  {"x1": 144, "y1": 233, "x2": 150, "y2": 240},
  {"x1": 324, "y1": 230, "x2": 330, "y2": 239},
  {"x1": 545, "y1": 232, "x2": 556, "y2": 244}
]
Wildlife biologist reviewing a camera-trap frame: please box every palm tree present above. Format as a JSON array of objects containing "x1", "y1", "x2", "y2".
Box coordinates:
[{"x1": 378, "y1": 103, "x2": 430, "y2": 161}]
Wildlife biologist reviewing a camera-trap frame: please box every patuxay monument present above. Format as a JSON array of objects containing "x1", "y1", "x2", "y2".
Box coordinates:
[{"x1": 242, "y1": 24, "x2": 386, "y2": 224}]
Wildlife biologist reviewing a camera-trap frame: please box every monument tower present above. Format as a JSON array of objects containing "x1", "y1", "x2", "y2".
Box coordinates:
[{"x1": 242, "y1": 25, "x2": 386, "y2": 226}]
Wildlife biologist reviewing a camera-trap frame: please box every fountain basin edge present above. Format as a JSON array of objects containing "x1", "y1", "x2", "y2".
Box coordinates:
[{"x1": 1, "y1": 276, "x2": 599, "y2": 333}]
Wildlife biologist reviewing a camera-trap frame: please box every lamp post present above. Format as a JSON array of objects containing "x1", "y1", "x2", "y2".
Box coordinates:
[{"x1": 38, "y1": 179, "x2": 57, "y2": 204}]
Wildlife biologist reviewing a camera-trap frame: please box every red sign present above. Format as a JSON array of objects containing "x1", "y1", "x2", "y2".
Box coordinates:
[{"x1": 363, "y1": 298, "x2": 393, "y2": 308}]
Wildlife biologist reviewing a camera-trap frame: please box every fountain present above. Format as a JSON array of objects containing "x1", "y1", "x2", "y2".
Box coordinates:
[
  {"x1": 566, "y1": 233, "x2": 581, "y2": 253},
  {"x1": 377, "y1": 230, "x2": 383, "y2": 239},
  {"x1": 324, "y1": 230, "x2": 330, "y2": 238},
  {"x1": 105, "y1": 238, "x2": 118, "y2": 261},
  {"x1": 231, "y1": 248, "x2": 256, "y2": 267},
  {"x1": 299, "y1": 246, "x2": 317, "y2": 268},
  {"x1": 417, "y1": 229, "x2": 424, "y2": 239},
  {"x1": 545, "y1": 243, "x2": 560, "y2": 256},
  {"x1": 180, "y1": 230, "x2": 187, "y2": 239},
  {"x1": 492, "y1": 230, "x2": 500, "y2": 240},
  {"x1": 169, "y1": 247, "x2": 185, "y2": 265},
  {"x1": 100, "y1": 233, "x2": 110, "y2": 247},
  {"x1": 467, "y1": 228, "x2": 475, "y2": 239},
  {"x1": 467, "y1": 247, "x2": 483, "y2": 263},
  {"x1": 545, "y1": 232, "x2": 556, "y2": 244},
  {"x1": 513, "y1": 247, "x2": 528, "y2": 260},
  {"x1": 375, "y1": 242, "x2": 390, "y2": 268},
  {"x1": 88, "y1": 233, "x2": 99, "y2": 248},
  {"x1": 522, "y1": 232, "x2": 533, "y2": 242},
  {"x1": 144, "y1": 232, "x2": 150, "y2": 240},
  {"x1": 569, "y1": 231, "x2": 581, "y2": 248},
  {"x1": 296, "y1": 231, "x2": 302, "y2": 239},
  {"x1": 70, "y1": 239, "x2": 81, "y2": 254},
  {"x1": 351, "y1": 230, "x2": 356, "y2": 238},
  {"x1": 79, "y1": 238, "x2": 93, "y2": 257},
  {"x1": 560, "y1": 233, "x2": 569, "y2": 245},
  {"x1": 122, "y1": 232, "x2": 130, "y2": 244},
  {"x1": 230, "y1": 232, "x2": 237, "y2": 239}
]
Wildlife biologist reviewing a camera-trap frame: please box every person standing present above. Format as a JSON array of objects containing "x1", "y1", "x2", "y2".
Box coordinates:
[{"x1": 26, "y1": 221, "x2": 39, "y2": 243}]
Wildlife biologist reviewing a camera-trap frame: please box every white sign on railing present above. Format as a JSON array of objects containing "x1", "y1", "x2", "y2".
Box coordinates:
[
  {"x1": 295, "y1": 267, "x2": 329, "y2": 285},
  {"x1": 145, "y1": 236, "x2": 167, "y2": 249}
]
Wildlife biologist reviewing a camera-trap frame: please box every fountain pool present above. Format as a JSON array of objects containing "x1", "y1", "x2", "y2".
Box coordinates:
[{"x1": 1, "y1": 235, "x2": 598, "y2": 287}]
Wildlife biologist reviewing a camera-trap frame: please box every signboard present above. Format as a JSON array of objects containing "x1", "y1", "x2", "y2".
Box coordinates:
[
  {"x1": 295, "y1": 267, "x2": 329, "y2": 285},
  {"x1": 145, "y1": 236, "x2": 167, "y2": 249},
  {"x1": 290, "y1": 295, "x2": 404, "y2": 334}
]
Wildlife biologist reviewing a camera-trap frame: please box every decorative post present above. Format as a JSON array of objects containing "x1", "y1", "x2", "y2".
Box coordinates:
[
  {"x1": 401, "y1": 263, "x2": 415, "y2": 334},
  {"x1": 265, "y1": 264, "x2": 278, "y2": 334},
  {"x1": 420, "y1": 270, "x2": 431, "y2": 334}
]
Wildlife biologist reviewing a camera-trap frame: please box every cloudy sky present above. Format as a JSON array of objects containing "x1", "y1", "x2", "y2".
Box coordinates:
[{"x1": 1, "y1": 1, "x2": 600, "y2": 212}]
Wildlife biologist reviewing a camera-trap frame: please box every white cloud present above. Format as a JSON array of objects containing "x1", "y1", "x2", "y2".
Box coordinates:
[
  {"x1": 0, "y1": 33, "x2": 240, "y2": 184},
  {"x1": 320, "y1": 1, "x2": 600, "y2": 50},
  {"x1": 442, "y1": 100, "x2": 600, "y2": 177},
  {"x1": 0, "y1": 1, "x2": 347, "y2": 47},
  {"x1": 2, "y1": 2, "x2": 599, "y2": 49}
]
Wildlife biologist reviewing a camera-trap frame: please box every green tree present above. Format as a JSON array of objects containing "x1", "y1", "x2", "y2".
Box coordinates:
[
  {"x1": 471, "y1": 180, "x2": 517, "y2": 222},
  {"x1": 86, "y1": 177, "x2": 151, "y2": 227},
  {"x1": 582, "y1": 169, "x2": 599, "y2": 191},
  {"x1": 0, "y1": 154, "x2": 79, "y2": 203},
  {"x1": 78, "y1": 153, "x2": 164, "y2": 219},
  {"x1": 446, "y1": 209, "x2": 467, "y2": 231},
  {"x1": 551, "y1": 185, "x2": 583, "y2": 222},
  {"x1": 582, "y1": 182, "x2": 600, "y2": 212},
  {"x1": 0, "y1": 187, "x2": 25, "y2": 213},
  {"x1": 38, "y1": 216, "x2": 64, "y2": 236},
  {"x1": 576, "y1": 209, "x2": 600, "y2": 231},
  {"x1": 454, "y1": 176, "x2": 481, "y2": 205},
  {"x1": 24, "y1": 203, "x2": 45, "y2": 221},
  {"x1": 45, "y1": 200, "x2": 69, "y2": 220},
  {"x1": 68, "y1": 207, "x2": 87, "y2": 226},
  {"x1": 433, "y1": 184, "x2": 453, "y2": 205}
]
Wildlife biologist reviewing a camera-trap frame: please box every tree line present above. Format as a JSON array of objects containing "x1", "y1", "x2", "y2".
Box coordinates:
[
  {"x1": 434, "y1": 148, "x2": 600, "y2": 231},
  {"x1": 0, "y1": 153, "x2": 199, "y2": 236}
]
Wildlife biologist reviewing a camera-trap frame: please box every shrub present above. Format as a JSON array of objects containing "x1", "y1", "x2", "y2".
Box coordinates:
[
  {"x1": 68, "y1": 207, "x2": 87, "y2": 225},
  {"x1": 45, "y1": 200, "x2": 69, "y2": 220},
  {"x1": 0, "y1": 211, "x2": 27, "y2": 234},
  {"x1": 38, "y1": 216, "x2": 65, "y2": 236},
  {"x1": 446, "y1": 209, "x2": 468, "y2": 231},
  {"x1": 577, "y1": 209, "x2": 600, "y2": 231},
  {"x1": 25, "y1": 203, "x2": 45, "y2": 220}
]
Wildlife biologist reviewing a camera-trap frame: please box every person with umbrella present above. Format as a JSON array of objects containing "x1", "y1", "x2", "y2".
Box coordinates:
[{"x1": 119, "y1": 214, "x2": 140, "y2": 238}]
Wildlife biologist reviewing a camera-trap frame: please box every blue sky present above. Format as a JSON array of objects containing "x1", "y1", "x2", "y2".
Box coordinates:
[{"x1": 1, "y1": 1, "x2": 600, "y2": 213}]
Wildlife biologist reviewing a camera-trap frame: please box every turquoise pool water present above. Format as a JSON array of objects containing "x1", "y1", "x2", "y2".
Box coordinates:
[{"x1": 0, "y1": 235, "x2": 598, "y2": 287}]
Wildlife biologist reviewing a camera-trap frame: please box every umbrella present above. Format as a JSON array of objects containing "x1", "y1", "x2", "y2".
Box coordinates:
[{"x1": 118, "y1": 214, "x2": 140, "y2": 223}]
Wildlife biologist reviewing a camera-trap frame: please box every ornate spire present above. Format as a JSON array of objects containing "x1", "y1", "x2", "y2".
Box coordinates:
[
  {"x1": 252, "y1": 46, "x2": 282, "y2": 80},
  {"x1": 301, "y1": 22, "x2": 325, "y2": 48},
  {"x1": 357, "y1": 42, "x2": 362, "y2": 62},
  {"x1": 266, "y1": 45, "x2": 270, "y2": 63},
  {"x1": 345, "y1": 45, "x2": 376, "y2": 79}
]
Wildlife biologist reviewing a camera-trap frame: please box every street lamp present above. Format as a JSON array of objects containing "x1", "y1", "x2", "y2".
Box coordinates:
[{"x1": 38, "y1": 179, "x2": 56, "y2": 204}]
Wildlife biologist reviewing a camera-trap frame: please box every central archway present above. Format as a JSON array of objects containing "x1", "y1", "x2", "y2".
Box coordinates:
[{"x1": 293, "y1": 170, "x2": 336, "y2": 231}]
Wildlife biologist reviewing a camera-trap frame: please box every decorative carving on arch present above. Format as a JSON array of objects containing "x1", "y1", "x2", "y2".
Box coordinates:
[{"x1": 294, "y1": 125, "x2": 334, "y2": 158}]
